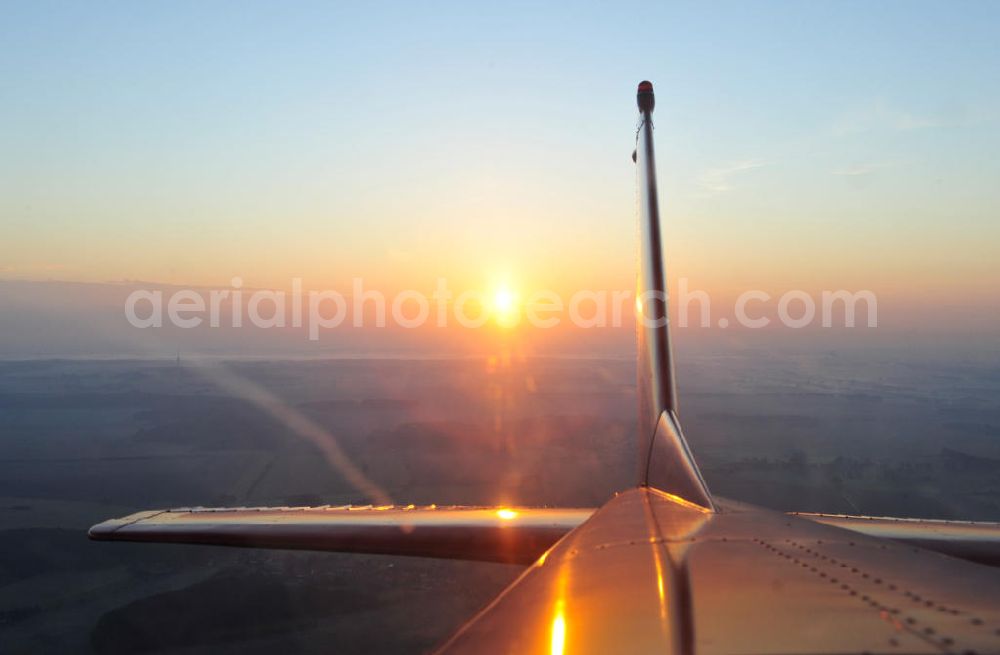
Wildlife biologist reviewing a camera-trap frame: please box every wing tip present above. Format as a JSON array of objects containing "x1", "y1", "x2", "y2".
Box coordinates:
[
  {"x1": 88, "y1": 519, "x2": 121, "y2": 540},
  {"x1": 88, "y1": 510, "x2": 167, "y2": 540}
]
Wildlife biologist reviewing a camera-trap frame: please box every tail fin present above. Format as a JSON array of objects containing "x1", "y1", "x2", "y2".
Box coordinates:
[{"x1": 634, "y1": 81, "x2": 714, "y2": 511}]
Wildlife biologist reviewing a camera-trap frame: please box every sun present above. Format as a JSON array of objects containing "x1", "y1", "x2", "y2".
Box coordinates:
[
  {"x1": 494, "y1": 287, "x2": 515, "y2": 313},
  {"x1": 490, "y1": 286, "x2": 520, "y2": 327}
]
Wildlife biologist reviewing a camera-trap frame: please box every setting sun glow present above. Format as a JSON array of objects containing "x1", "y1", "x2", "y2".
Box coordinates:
[{"x1": 490, "y1": 286, "x2": 520, "y2": 327}]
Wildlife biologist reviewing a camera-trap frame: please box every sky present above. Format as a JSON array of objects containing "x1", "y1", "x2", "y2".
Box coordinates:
[{"x1": 1, "y1": 1, "x2": 999, "y2": 353}]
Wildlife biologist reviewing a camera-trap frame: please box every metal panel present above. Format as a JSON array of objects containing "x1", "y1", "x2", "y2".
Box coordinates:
[
  {"x1": 88, "y1": 505, "x2": 593, "y2": 565},
  {"x1": 436, "y1": 488, "x2": 710, "y2": 655},
  {"x1": 437, "y1": 490, "x2": 1000, "y2": 655},
  {"x1": 794, "y1": 512, "x2": 1000, "y2": 567}
]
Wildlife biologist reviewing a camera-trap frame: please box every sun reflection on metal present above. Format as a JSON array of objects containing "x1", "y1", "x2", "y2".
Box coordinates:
[{"x1": 550, "y1": 599, "x2": 566, "y2": 655}]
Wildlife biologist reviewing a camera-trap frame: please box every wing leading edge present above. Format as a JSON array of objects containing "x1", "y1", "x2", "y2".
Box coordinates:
[
  {"x1": 88, "y1": 504, "x2": 1000, "y2": 569},
  {"x1": 88, "y1": 505, "x2": 592, "y2": 564}
]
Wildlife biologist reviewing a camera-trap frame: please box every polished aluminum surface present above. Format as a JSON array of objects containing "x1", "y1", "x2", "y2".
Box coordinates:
[
  {"x1": 436, "y1": 488, "x2": 710, "y2": 655},
  {"x1": 437, "y1": 490, "x2": 1000, "y2": 654},
  {"x1": 634, "y1": 82, "x2": 713, "y2": 510},
  {"x1": 794, "y1": 512, "x2": 1000, "y2": 567},
  {"x1": 89, "y1": 505, "x2": 593, "y2": 564}
]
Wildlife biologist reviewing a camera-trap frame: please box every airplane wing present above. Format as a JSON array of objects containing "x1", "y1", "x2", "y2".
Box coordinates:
[
  {"x1": 88, "y1": 505, "x2": 592, "y2": 564},
  {"x1": 88, "y1": 504, "x2": 1000, "y2": 568},
  {"x1": 793, "y1": 512, "x2": 1000, "y2": 567},
  {"x1": 89, "y1": 81, "x2": 1000, "y2": 654}
]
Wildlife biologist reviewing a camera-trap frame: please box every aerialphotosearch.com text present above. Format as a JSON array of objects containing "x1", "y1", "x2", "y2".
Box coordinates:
[{"x1": 124, "y1": 277, "x2": 877, "y2": 340}]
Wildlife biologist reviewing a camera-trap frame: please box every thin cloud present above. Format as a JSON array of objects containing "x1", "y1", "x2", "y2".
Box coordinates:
[
  {"x1": 832, "y1": 163, "x2": 884, "y2": 177},
  {"x1": 696, "y1": 159, "x2": 765, "y2": 196},
  {"x1": 834, "y1": 100, "x2": 939, "y2": 136}
]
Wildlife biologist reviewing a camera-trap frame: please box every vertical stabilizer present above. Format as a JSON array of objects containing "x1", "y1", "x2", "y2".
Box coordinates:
[{"x1": 634, "y1": 81, "x2": 714, "y2": 511}]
